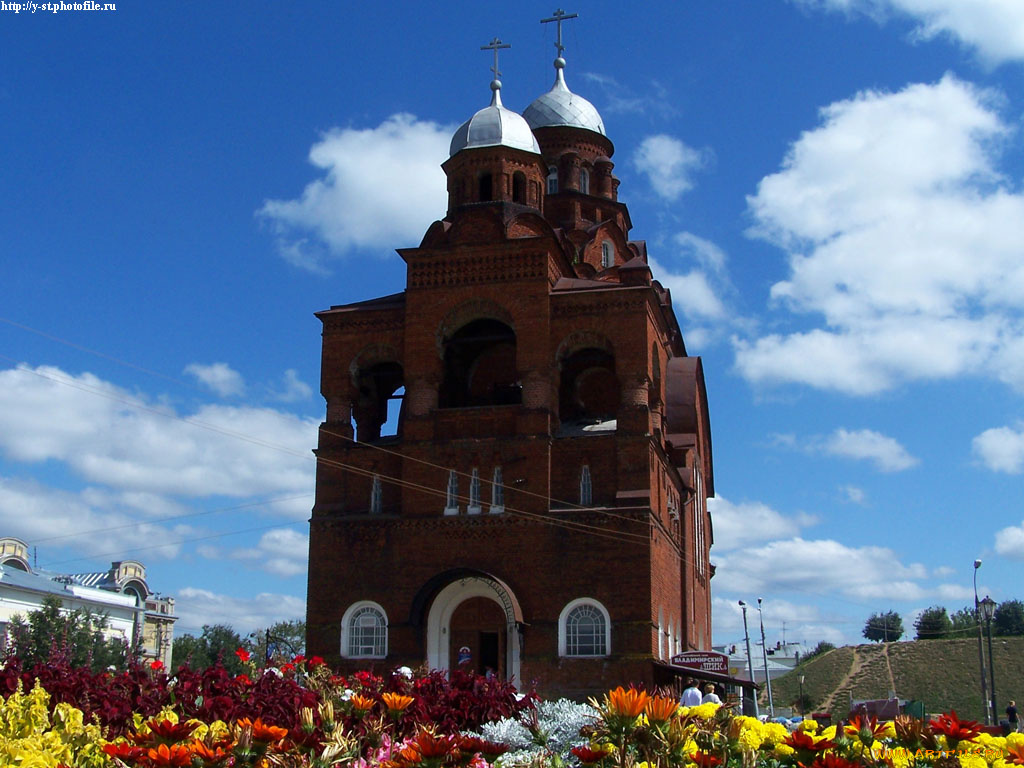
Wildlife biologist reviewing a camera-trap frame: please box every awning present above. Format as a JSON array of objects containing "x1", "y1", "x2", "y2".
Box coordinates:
[{"x1": 653, "y1": 660, "x2": 760, "y2": 692}]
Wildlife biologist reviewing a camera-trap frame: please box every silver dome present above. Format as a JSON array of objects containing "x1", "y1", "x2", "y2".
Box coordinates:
[
  {"x1": 449, "y1": 81, "x2": 541, "y2": 157},
  {"x1": 522, "y1": 60, "x2": 605, "y2": 136}
]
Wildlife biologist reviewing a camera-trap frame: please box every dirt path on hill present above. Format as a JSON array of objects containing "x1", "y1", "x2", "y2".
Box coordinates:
[
  {"x1": 882, "y1": 642, "x2": 896, "y2": 696},
  {"x1": 821, "y1": 646, "x2": 863, "y2": 713}
]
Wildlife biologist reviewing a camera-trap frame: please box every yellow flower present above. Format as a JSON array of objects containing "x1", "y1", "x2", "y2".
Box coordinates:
[
  {"x1": 774, "y1": 744, "x2": 795, "y2": 758},
  {"x1": 961, "y1": 753, "x2": 989, "y2": 768},
  {"x1": 738, "y1": 728, "x2": 763, "y2": 751},
  {"x1": 798, "y1": 719, "x2": 819, "y2": 733},
  {"x1": 688, "y1": 702, "x2": 720, "y2": 720}
]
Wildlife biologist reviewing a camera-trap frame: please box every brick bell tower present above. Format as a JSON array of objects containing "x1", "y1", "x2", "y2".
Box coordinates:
[{"x1": 306, "y1": 24, "x2": 714, "y2": 699}]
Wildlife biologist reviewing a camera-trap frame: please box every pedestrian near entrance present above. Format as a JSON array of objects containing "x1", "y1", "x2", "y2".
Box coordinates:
[
  {"x1": 1007, "y1": 701, "x2": 1020, "y2": 733},
  {"x1": 701, "y1": 683, "x2": 722, "y2": 705},
  {"x1": 681, "y1": 678, "x2": 702, "y2": 706}
]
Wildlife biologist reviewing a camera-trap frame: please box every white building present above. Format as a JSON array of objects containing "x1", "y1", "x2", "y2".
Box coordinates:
[{"x1": 0, "y1": 537, "x2": 175, "y2": 667}]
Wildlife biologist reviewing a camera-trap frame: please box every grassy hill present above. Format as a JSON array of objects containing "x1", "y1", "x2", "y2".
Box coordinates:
[{"x1": 766, "y1": 636, "x2": 1024, "y2": 722}]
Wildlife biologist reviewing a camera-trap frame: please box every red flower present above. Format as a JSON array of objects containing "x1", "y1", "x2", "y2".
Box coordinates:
[
  {"x1": 235, "y1": 646, "x2": 251, "y2": 663},
  {"x1": 692, "y1": 752, "x2": 723, "y2": 768},
  {"x1": 309, "y1": 655, "x2": 325, "y2": 667},
  {"x1": 146, "y1": 743, "x2": 193, "y2": 767},
  {"x1": 235, "y1": 673, "x2": 253, "y2": 686},
  {"x1": 293, "y1": 654, "x2": 306, "y2": 664},
  {"x1": 459, "y1": 736, "x2": 509, "y2": 758},
  {"x1": 410, "y1": 730, "x2": 459, "y2": 759},
  {"x1": 281, "y1": 662, "x2": 296, "y2": 673},
  {"x1": 845, "y1": 714, "x2": 888, "y2": 743},
  {"x1": 571, "y1": 745, "x2": 608, "y2": 764},
  {"x1": 146, "y1": 718, "x2": 199, "y2": 743},
  {"x1": 930, "y1": 711, "x2": 982, "y2": 745},
  {"x1": 102, "y1": 742, "x2": 145, "y2": 761},
  {"x1": 810, "y1": 754, "x2": 861, "y2": 768},
  {"x1": 784, "y1": 730, "x2": 836, "y2": 752},
  {"x1": 149, "y1": 659, "x2": 164, "y2": 671}
]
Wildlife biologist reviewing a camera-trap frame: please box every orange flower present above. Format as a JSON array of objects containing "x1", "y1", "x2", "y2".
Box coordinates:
[
  {"x1": 146, "y1": 743, "x2": 193, "y2": 767},
  {"x1": 350, "y1": 693, "x2": 376, "y2": 714},
  {"x1": 844, "y1": 714, "x2": 888, "y2": 743},
  {"x1": 606, "y1": 686, "x2": 650, "y2": 718},
  {"x1": 409, "y1": 730, "x2": 459, "y2": 759},
  {"x1": 382, "y1": 692, "x2": 415, "y2": 712},
  {"x1": 1006, "y1": 741, "x2": 1024, "y2": 766},
  {"x1": 692, "y1": 752, "x2": 723, "y2": 768},
  {"x1": 102, "y1": 743, "x2": 145, "y2": 761},
  {"x1": 645, "y1": 694, "x2": 679, "y2": 724},
  {"x1": 145, "y1": 718, "x2": 199, "y2": 744},
  {"x1": 249, "y1": 718, "x2": 289, "y2": 744},
  {"x1": 784, "y1": 730, "x2": 835, "y2": 753},
  {"x1": 189, "y1": 740, "x2": 233, "y2": 764}
]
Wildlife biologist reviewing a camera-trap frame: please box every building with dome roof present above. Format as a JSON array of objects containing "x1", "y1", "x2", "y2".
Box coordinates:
[{"x1": 305, "y1": 22, "x2": 715, "y2": 698}]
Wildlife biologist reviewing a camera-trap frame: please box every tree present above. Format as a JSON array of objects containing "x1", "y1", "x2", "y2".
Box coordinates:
[
  {"x1": 246, "y1": 619, "x2": 305, "y2": 665},
  {"x1": 171, "y1": 624, "x2": 246, "y2": 673},
  {"x1": 7, "y1": 595, "x2": 130, "y2": 672},
  {"x1": 863, "y1": 610, "x2": 904, "y2": 642},
  {"x1": 994, "y1": 599, "x2": 1024, "y2": 636},
  {"x1": 949, "y1": 606, "x2": 977, "y2": 634},
  {"x1": 914, "y1": 605, "x2": 952, "y2": 639},
  {"x1": 803, "y1": 641, "x2": 836, "y2": 662}
]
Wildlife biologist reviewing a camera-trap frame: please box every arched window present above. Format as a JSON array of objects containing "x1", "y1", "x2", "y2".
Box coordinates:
[
  {"x1": 341, "y1": 602, "x2": 388, "y2": 658},
  {"x1": 479, "y1": 172, "x2": 493, "y2": 202},
  {"x1": 439, "y1": 318, "x2": 519, "y2": 408},
  {"x1": 580, "y1": 168, "x2": 590, "y2": 195},
  {"x1": 601, "y1": 240, "x2": 614, "y2": 268},
  {"x1": 512, "y1": 172, "x2": 527, "y2": 204},
  {"x1": 579, "y1": 465, "x2": 592, "y2": 506},
  {"x1": 444, "y1": 470, "x2": 459, "y2": 516},
  {"x1": 468, "y1": 468, "x2": 482, "y2": 514},
  {"x1": 547, "y1": 166, "x2": 558, "y2": 195},
  {"x1": 490, "y1": 466, "x2": 504, "y2": 513},
  {"x1": 370, "y1": 475, "x2": 382, "y2": 514},
  {"x1": 559, "y1": 598, "x2": 610, "y2": 657}
]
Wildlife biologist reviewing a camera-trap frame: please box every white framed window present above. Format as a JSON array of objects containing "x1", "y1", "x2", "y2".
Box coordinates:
[
  {"x1": 580, "y1": 168, "x2": 590, "y2": 195},
  {"x1": 694, "y1": 466, "x2": 705, "y2": 576},
  {"x1": 340, "y1": 601, "x2": 388, "y2": 658},
  {"x1": 559, "y1": 598, "x2": 610, "y2": 657},
  {"x1": 490, "y1": 466, "x2": 504, "y2": 513},
  {"x1": 444, "y1": 470, "x2": 459, "y2": 515},
  {"x1": 601, "y1": 240, "x2": 614, "y2": 268},
  {"x1": 370, "y1": 474, "x2": 382, "y2": 514},
  {"x1": 468, "y1": 468, "x2": 482, "y2": 514},
  {"x1": 547, "y1": 166, "x2": 558, "y2": 195},
  {"x1": 579, "y1": 465, "x2": 592, "y2": 506}
]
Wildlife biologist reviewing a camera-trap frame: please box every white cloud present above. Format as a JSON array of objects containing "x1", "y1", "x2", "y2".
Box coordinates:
[
  {"x1": 823, "y1": 428, "x2": 919, "y2": 472},
  {"x1": 633, "y1": 135, "x2": 707, "y2": 200},
  {"x1": 185, "y1": 362, "x2": 245, "y2": 397},
  {"x1": 737, "y1": 75, "x2": 1024, "y2": 395},
  {"x1": 798, "y1": 0, "x2": 1024, "y2": 65},
  {"x1": 0, "y1": 365, "x2": 317, "y2": 498},
  {"x1": 259, "y1": 114, "x2": 452, "y2": 270},
  {"x1": 709, "y1": 496, "x2": 817, "y2": 552},
  {"x1": 175, "y1": 587, "x2": 306, "y2": 637},
  {"x1": 995, "y1": 521, "x2": 1024, "y2": 560},
  {"x1": 840, "y1": 485, "x2": 866, "y2": 504},
  {"x1": 713, "y1": 537, "x2": 929, "y2": 600},
  {"x1": 225, "y1": 528, "x2": 309, "y2": 578},
  {"x1": 272, "y1": 369, "x2": 313, "y2": 403},
  {"x1": 0, "y1": 476, "x2": 189, "y2": 562},
  {"x1": 973, "y1": 424, "x2": 1024, "y2": 473}
]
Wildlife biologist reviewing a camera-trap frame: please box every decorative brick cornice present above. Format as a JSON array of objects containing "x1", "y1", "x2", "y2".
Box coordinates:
[{"x1": 409, "y1": 252, "x2": 546, "y2": 288}]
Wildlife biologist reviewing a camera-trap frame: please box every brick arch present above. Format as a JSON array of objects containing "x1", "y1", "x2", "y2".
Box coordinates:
[
  {"x1": 436, "y1": 299, "x2": 515, "y2": 358},
  {"x1": 556, "y1": 330, "x2": 616, "y2": 364},
  {"x1": 348, "y1": 343, "x2": 402, "y2": 384}
]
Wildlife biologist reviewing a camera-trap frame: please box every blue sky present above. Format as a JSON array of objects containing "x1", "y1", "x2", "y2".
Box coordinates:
[{"x1": 2, "y1": 1, "x2": 1024, "y2": 652}]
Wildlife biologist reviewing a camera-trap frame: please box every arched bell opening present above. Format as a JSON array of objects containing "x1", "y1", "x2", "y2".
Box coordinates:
[
  {"x1": 559, "y1": 348, "x2": 619, "y2": 424},
  {"x1": 439, "y1": 319, "x2": 520, "y2": 408},
  {"x1": 353, "y1": 361, "x2": 405, "y2": 442}
]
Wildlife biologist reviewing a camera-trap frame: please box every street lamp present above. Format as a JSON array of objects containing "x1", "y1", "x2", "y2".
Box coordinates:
[
  {"x1": 799, "y1": 674, "x2": 806, "y2": 717},
  {"x1": 980, "y1": 595, "x2": 997, "y2": 726},
  {"x1": 974, "y1": 560, "x2": 990, "y2": 724},
  {"x1": 758, "y1": 598, "x2": 775, "y2": 719},
  {"x1": 739, "y1": 601, "x2": 759, "y2": 718}
]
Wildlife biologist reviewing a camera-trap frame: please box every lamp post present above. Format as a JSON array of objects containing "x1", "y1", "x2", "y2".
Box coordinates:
[
  {"x1": 739, "y1": 601, "x2": 759, "y2": 718},
  {"x1": 758, "y1": 598, "x2": 775, "y2": 719},
  {"x1": 799, "y1": 674, "x2": 806, "y2": 717},
  {"x1": 980, "y1": 595, "x2": 997, "y2": 727},
  {"x1": 974, "y1": 560, "x2": 990, "y2": 724}
]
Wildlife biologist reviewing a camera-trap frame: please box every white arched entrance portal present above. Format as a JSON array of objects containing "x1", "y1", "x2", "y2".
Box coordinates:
[{"x1": 426, "y1": 575, "x2": 522, "y2": 687}]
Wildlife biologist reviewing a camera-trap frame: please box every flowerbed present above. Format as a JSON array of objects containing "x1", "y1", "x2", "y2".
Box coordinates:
[{"x1": 2, "y1": 654, "x2": 1023, "y2": 768}]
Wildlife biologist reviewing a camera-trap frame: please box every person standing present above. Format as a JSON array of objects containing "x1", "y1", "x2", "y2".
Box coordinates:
[
  {"x1": 701, "y1": 683, "x2": 722, "y2": 705},
  {"x1": 681, "y1": 678, "x2": 702, "y2": 706},
  {"x1": 1007, "y1": 701, "x2": 1020, "y2": 733}
]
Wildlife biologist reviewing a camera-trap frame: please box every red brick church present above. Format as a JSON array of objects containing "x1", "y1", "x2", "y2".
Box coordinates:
[{"x1": 306, "y1": 21, "x2": 714, "y2": 698}]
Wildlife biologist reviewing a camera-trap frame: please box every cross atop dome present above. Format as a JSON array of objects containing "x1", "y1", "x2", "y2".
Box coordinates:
[
  {"x1": 480, "y1": 37, "x2": 511, "y2": 106},
  {"x1": 540, "y1": 9, "x2": 578, "y2": 60}
]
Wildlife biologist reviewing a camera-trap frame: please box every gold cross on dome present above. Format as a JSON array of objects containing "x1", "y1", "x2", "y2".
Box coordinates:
[
  {"x1": 540, "y1": 8, "x2": 578, "y2": 57},
  {"x1": 480, "y1": 37, "x2": 511, "y2": 81}
]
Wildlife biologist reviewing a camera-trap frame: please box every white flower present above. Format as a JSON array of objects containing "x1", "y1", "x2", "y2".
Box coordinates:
[{"x1": 395, "y1": 666, "x2": 414, "y2": 679}]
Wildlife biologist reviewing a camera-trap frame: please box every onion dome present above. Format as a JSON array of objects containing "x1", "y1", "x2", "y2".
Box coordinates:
[
  {"x1": 522, "y1": 57, "x2": 605, "y2": 136},
  {"x1": 450, "y1": 79, "x2": 541, "y2": 157}
]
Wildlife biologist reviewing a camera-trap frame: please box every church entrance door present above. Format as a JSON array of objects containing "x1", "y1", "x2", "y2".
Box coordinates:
[
  {"x1": 425, "y1": 574, "x2": 522, "y2": 686},
  {"x1": 449, "y1": 597, "x2": 506, "y2": 677}
]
